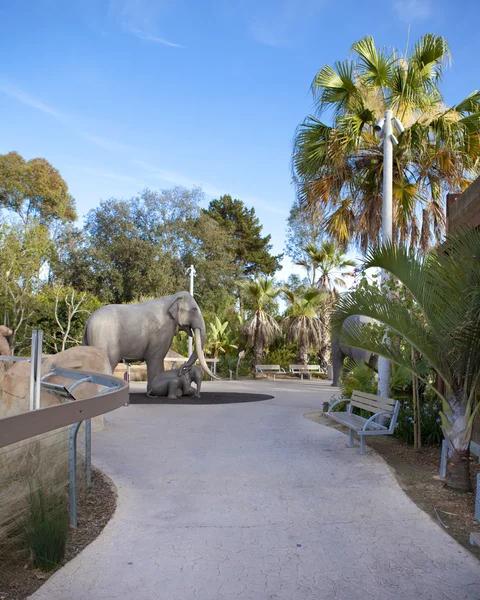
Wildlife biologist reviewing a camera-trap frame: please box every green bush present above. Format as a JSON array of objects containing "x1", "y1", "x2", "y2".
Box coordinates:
[
  {"x1": 26, "y1": 487, "x2": 69, "y2": 572},
  {"x1": 393, "y1": 397, "x2": 443, "y2": 446}
]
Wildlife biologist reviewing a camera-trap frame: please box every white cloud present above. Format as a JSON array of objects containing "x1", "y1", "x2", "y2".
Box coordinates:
[
  {"x1": 130, "y1": 28, "x2": 184, "y2": 48},
  {"x1": 133, "y1": 160, "x2": 288, "y2": 215},
  {"x1": 110, "y1": 0, "x2": 184, "y2": 48},
  {"x1": 393, "y1": 0, "x2": 432, "y2": 21},
  {"x1": 0, "y1": 82, "x2": 136, "y2": 153}
]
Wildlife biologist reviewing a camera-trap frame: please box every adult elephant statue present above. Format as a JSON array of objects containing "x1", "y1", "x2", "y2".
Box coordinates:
[
  {"x1": 331, "y1": 315, "x2": 378, "y2": 387},
  {"x1": 82, "y1": 291, "x2": 217, "y2": 392}
]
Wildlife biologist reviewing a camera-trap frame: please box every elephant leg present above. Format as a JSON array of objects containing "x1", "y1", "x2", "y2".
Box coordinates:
[
  {"x1": 146, "y1": 353, "x2": 166, "y2": 393},
  {"x1": 331, "y1": 344, "x2": 344, "y2": 387},
  {"x1": 167, "y1": 381, "x2": 179, "y2": 399}
]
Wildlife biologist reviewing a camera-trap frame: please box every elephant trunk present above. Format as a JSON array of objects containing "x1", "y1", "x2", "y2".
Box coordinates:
[{"x1": 193, "y1": 327, "x2": 218, "y2": 380}]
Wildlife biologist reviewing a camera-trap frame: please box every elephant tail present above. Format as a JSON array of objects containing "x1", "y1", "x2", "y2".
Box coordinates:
[{"x1": 82, "y1": 328, "x2": 90, "y2": 346}]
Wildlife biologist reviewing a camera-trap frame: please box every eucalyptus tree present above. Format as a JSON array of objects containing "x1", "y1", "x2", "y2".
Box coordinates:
[
  {"x1": 293, "y1": 34, "x2": 480, "y2": 252},
  {"x1": 283, "y1": 288, "x2": 327, "y2": 365},
  {"x1": 332, "y1": 230, "x2": 480, "y2": 492},
  {"x1": 240, "y1": 277, "x2": 281, "y2": 365}
]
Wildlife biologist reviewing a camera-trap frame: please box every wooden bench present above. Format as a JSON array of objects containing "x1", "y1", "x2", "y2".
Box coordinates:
[
  {"x1": 289, "y1": 364, "x2": 322, "y2": 380},
  {"x1": 255, "y1": 365, "x2": 286, "y2": 380},
  {"x1": 326, "y1": 390, "x2": 400, "y2": 454}
]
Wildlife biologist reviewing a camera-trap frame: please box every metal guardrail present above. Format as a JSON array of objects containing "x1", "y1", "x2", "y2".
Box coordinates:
[{"x1": 0, "y1": 361, "x2": 128, "y2": 527}]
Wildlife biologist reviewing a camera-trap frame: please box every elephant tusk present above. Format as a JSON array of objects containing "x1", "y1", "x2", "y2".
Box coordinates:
[{"x1": 194, "y1": 328, "x2": 219, "y2": 380}]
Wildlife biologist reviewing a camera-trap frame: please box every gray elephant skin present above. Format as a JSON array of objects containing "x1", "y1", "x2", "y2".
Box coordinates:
[
  {"x1": 82, "y1": 291, "x2": 216, "y2": 392},
  {"x1": 148, "y1": 365, "x2": 202, "y2": 399},
  {"x1": 331, "y1": 315, "x2": 378, "y2": 387}
]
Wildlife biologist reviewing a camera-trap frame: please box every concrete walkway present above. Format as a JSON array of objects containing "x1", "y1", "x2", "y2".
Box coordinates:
[{"x1": 32, "y1": 380, "x2": 480, "y2": 600}]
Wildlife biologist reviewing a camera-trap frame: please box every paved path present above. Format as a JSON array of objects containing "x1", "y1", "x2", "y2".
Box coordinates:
[{"x1": 32, "y1": 380, "x2": 480, "y2": 600}]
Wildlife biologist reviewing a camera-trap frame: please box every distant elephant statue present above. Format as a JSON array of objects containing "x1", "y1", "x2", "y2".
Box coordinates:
[
  {"x1": 148, "y1": 365, "x2": 202, "y2": 399},
  {"x1": 331, "y1": 315, "x2": 378, "y2": 387},
  {"x1": 83, "y1": 291, "x2": 216, "y2": 393}
]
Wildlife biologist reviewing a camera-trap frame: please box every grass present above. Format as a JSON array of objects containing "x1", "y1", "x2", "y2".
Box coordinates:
[{"x1": 25, "y1": 486, "x2": 69, "y2": 571}]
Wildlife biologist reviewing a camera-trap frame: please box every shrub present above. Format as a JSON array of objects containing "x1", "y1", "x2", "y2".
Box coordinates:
[
  {"x1": 25, "y1": 486, "x2": 69, "y2": 572},
  {"x1": 393, "y1": 396, "x2": 443, "y2": 446}
]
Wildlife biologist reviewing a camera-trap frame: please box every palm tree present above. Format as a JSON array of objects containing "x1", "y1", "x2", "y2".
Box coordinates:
[
  {"x1": 207, "y1": 316, "x2": 238, "y2": 359},
  {"x1": 296, "y1": 241, "x2": 356, "y2": 291},
  {"x1": 293, "y1": 34, "x2": 480, "y2": 252},
  {"x1": 332, "y1": 230, "x2": 480, "y2": 492},
  {"x1": 283, "y1": 288, "x2": 327, "y2": 364},
  {"x1": 240, "y1": 277, "x2": 281, "y2": 365}
]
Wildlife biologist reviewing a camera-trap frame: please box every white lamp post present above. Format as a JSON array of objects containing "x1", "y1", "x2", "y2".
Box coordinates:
[
  {"x1": 375, "y1": 110, "x2": 404, "y2": 397},
  {"x1": 186, "y1": 264, "x2": 196, "y2": 357}
]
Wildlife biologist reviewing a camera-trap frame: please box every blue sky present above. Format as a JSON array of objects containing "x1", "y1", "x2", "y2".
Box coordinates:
[{"x1": 1, "y1": 0, "x2": 479, "y2": 279}]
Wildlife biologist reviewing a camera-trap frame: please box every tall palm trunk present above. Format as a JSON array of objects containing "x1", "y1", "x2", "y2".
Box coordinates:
[
  {"x1": 444, "y1": 394, "x2": 473, "y2": 493},
  {"x1": 253, "y1": 313, "x2": 264, "y2": 365},
  {"x1": 297, "y1": 338, "x2": 308, "y2": 365}
]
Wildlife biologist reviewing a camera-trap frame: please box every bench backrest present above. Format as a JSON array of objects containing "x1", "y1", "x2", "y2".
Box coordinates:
[
  {"x1": 289, "y1": 364, "x2": 320, "y2": 371},
  {"x1": 255, "y1": 365, "x2": 281, "y2": 371},
  {"x1": 351, "y1": 390, "x2": 397, "y2": 414}
]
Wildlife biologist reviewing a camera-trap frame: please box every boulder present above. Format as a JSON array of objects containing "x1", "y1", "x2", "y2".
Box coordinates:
[{"x1": 0, "y1": 346, "x2": 113, "y2": 428}]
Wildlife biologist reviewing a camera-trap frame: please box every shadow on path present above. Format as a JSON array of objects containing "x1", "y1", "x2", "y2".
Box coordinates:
[{"x1": 129, "y1": 392, "x2": 274, "y2": 405}]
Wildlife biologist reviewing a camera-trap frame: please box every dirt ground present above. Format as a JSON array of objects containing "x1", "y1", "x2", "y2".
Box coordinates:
[
  {"x1": 306, "y1": 411, "x2": 480, "y2": 560},
  {"x1": 0, "y1": 469, "x2": 117, "y2": 600}
]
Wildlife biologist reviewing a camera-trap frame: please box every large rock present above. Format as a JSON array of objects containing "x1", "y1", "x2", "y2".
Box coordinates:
[{"x1": 0, "y1": 346, "x2": 113, "y2": 425}]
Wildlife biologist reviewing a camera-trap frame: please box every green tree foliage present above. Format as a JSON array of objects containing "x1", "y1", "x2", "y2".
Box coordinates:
[
  {"x1": 206, "y1": 316, "x2": 238, "y2": 359},
  {"x1": 204, "y1": 194, "x2": 282, "y2": 276},
  {"x1": 0, "y1": 221, "x2": 53, "y2": 352},
  {"x1": 53, "y1": 188, "x2": 238, "y2": 317},
  {"x1": 33, "y1": 286, "x2": 102, "y2": 353},
  {"x1": 293, "y1": 34, "x2": 480, "y2": 251},
  {"x1": 332, "y1": 231, "x2": 480, "y2": 492},
  {"x1": 240, "y1": 277, "x2": 281, "y2": 365},
  {"x1": 284, "y1": 199, "x2": 324, "y2": 265},
  {"x1": 296, "y1": 241, "x2": 356, "y2": 291},
  {"x1": 0, "y1": 152, "x2": 76, "y2": 224},
  {"x1": 283, "y1": 288, "x2": 327, "y2": 364}
]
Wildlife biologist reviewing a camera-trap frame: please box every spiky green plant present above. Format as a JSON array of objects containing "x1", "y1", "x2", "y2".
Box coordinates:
[
  {"x1": 293, "y1": 34, "x2": 480, "y2": 252},
  {"x1": 296, "y1": 241, "x2": 356, "y2": 291},
  {"x1": 25, "y1": 486, "x2": 69, "y2": 572},
  {"x1": 240, "y1": 277, "x2": 281, "y2": 365},
  {"x1": 332, "y1": 230, "x2": 480, "y2": 492},
  {"x1": 283, "y1": 288, "x2": 328, "y2": 364}
]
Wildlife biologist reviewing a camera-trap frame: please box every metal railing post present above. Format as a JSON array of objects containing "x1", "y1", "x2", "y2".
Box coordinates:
[
  {"x1": 29, "y1": 330, "x2": 37, "y2": 411},
  {"x1": 439, "y1": 439, "x2": 447, "y2": 479},
  {"x1": 475, "y1": 473, "x2": 480, "y2": 524},
  {"x1": 69, "y1": 421, "x2": 82, "y2": 527},
  {"x1": 34, "y1": 330, "x2": 43, "y2": 410},
  {"x1": 85, "y1": 419, "x2": 92, "y2": 487}
]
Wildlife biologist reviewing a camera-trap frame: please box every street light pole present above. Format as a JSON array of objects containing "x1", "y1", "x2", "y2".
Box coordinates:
[
  {"x1": 186, "y1": 265, "x2": 196, "y2": 357},
  {"x1": 375, "y1": 110, "x2": 403, "y2": 398}
]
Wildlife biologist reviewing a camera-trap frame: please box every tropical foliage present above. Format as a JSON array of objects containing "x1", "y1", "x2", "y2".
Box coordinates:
[
  {"x1": 296, "y1": 241, "x2": 356, "y2": 291},
  {"x1": 283, "y1": 288, "x2": 327, "y2": 364},
  {"x1": 293, "y1": 34, "x2": 480, "y2": 251},
  {"x1": 240, "y1": 277, "x2": 281, "y2": 365},
  {"x1": 332, "y1": 231, "x2": 480, "y2": 492}
]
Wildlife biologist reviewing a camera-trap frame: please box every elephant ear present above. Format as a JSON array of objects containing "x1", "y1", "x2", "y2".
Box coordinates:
[{"x1": 168, "y1": 297, "x2": 180, "y2": 321}]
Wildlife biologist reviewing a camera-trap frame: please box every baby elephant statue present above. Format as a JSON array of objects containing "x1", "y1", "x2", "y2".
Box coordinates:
[{"x1": 148, "y1": 365, "x2": 202, "y2": 399}]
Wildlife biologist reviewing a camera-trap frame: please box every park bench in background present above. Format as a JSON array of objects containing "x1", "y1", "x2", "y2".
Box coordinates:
[
  {"x1": 326, "y1": 390, "x2": 400, "y2": 454},
  {"x1": 255, "y1": 365, "x2": 286, "y2": 380},
  {"x1": 289, "y1": 364, "x2": 322, "y2": 380}
]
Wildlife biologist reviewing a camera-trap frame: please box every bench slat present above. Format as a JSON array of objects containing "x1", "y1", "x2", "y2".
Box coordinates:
[
  {"x1": 351, "y1": 391, "x2": 396, "y2": 411},
  {"x1": 328, "y1": 412, "x2": 387, "y2": 431}
]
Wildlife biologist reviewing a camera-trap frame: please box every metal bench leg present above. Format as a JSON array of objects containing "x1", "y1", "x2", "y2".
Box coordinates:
[
  {"x1": 358, "y1": 436, "x2": 366, "y2": 455},
  {"x1": 346, "y1": 429, "x2": 356, "y2": 448}
]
